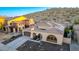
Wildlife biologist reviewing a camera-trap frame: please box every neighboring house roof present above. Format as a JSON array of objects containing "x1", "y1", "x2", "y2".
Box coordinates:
[
  {"x1": 8, "y1": 16, "x2": 35, "y2": 26},
  {"x1": 8, "y1": 16, "x2": 27, "y2": 25}
]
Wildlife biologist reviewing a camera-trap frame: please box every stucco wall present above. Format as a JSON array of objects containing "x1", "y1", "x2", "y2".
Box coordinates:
[
  {"x1": 63, "y1": 38, "x2": 71, "y2": 44},
  {"x1": 76, "y1": 31, "x2": 79, "y2": 44},
  {"x1": 73, "y1": 31, "x2": 79, "y2": 44},
  {"x1": 31, "y1": 31, "x2": 63, "y2": 45}
]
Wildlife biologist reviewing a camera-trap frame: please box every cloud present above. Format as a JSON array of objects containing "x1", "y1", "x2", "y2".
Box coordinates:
[{"x1": 0, "y1": 0, "x2": 79, "y2": 7}]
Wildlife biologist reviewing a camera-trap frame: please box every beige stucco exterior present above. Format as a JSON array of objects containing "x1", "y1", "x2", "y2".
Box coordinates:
[
  {"x1": 29, "y1": 29, "x2": 63, "y2": 45},
  {"x1": 73, "y1": 25, "x2": 79, "y2": 44},
  {"x1": 74, "y1": 31, "x2": 79, "y2": 44},
  {"x1": 22, "y1": 21, "x2": 71, "y2": 45},
  {"x1": 22, "y1": 26, "x2": 71, "y2": 45},
  {"x1": 63, "y1": 38, "x2": 71, "y2": 44}
]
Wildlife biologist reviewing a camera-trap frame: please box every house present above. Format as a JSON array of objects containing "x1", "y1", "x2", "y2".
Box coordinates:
[
  {"x1": 3, "y1": 16, "x2": 35, "y2": 33},
  {"x1": 22, "y1": 21, "x2": 71, "y2": 45}
]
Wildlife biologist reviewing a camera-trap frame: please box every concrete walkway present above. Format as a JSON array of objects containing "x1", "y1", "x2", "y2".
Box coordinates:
[
  {"x1": 0, "y1": 43, "x2": 16, "y2": 51},
  {"x1": 6, "y1": 36, "x2": 31, "y2": 49},
  {"x1": 70, "y1": 42, "x2": 79, "y2": 51}
]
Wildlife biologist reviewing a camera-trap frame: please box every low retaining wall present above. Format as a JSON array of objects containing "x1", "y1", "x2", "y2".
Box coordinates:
[{"x1": 63, "y1": 38, "x2": 71, "y2": 44}]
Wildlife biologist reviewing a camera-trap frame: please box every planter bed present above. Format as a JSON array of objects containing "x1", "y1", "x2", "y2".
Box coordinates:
[
  {"x1": 17, "y1": 40, "x2": 70, "y2": 51},
  {"x1": 2, "y1": 34, "x2": 22, "y2": 45}
]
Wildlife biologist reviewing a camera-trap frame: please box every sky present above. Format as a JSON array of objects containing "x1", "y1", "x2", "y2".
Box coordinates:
[
  {"x1": 0, "y1": 0, "x2": 79, "y2": 7},
  {"x1": 0, "y1": 7, "x2": 48, "y2": 17},
  {"x1": 0, "y1": 0, "x2": 79, "y2": 17}
]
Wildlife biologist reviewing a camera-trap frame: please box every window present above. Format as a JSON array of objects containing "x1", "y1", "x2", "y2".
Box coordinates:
[{"x1": 24, "y1": 32, "x2": 31, "y2": 37}]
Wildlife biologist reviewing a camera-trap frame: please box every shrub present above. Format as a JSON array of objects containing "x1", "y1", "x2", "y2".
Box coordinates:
[{"x1": 74, "y1": 19, "x2": 79, "y2": 24}]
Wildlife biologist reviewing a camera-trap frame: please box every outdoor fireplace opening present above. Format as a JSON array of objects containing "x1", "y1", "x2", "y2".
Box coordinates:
[{"x1": 47, "y1": 35, "x2": 57, "y2": 43}]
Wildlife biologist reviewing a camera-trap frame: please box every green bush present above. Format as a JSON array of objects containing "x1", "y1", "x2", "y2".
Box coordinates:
[
  {"x1": 64, "y1": 27, "x2": 74, "y2": 38},
  {"x1": 74, "y1": 19, "x2": 79, "y2": 24}
]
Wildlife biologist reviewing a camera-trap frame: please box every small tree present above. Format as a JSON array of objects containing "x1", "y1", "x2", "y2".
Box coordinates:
[
  {"x1": 0, "y1": 23, "x2": 3, "y2": 30},
  {"x1": 64, "y1": 26, "x2": 74, "y2": 38}
]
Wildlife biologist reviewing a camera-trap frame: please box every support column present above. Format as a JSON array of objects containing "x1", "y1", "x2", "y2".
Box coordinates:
[
  {"x1": 17, "y1": 27, "x2": 19, "y2": 32},
  {"x1": 5, "y1": 27, "x2": 7, "y2": 32},
  {"x1": 7, "y1": 27, "x2": 10, "y2": 33},
  {"x1": 22, "y1": 30, "x2": 24, "y2": 36},
  {"x1": 22, "y1": 26, "x2": 25, "y2": 36},
  {"x1": 13, "y1": 28, "x2": 16, "y2": 33}
]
